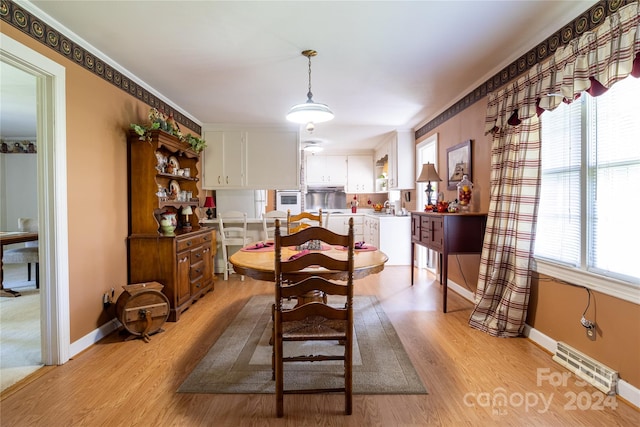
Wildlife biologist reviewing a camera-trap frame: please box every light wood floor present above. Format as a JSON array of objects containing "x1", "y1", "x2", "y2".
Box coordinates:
[{"x1": 1, "y1": 267, "x2": 638, "y2": 426}]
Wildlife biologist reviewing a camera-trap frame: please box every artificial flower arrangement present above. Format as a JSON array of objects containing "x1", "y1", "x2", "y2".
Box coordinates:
[{"x1": 130, "y1": 108, "x2": 207, "y2": 153}]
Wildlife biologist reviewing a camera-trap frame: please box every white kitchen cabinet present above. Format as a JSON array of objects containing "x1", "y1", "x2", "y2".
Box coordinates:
[
  {"x1": 202, "y1": 127, "x2": 299, "y2": 189},
  {"x1": 375, "y1": 130, "x2": 415, "y2": 190},
  {"x1": 363, "y1": 215, "x2": 380, "y2": 248},
  {"x1": 305, "y1": 155, "x2": 347, "y2": 185},
  {"x1": 364, "y1": 214, "x2": 411, "y2": 265},
  {"x1": 346, "y1": 155, "x2": 374, "y2": 193},
  {"x1": 202, "y1": 130, "x2": 245, "y2": 188},
  {"x1": 245, "y1": 129, "x2": 299, "y2": 189},
  {"x1": 326, "y1": 214, "x2": 364, "y2": 242}
]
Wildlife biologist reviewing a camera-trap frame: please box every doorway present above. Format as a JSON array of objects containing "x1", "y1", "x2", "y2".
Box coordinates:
[
  {"x1": 0, "y1": 33, "x2": 71, "y2": 378},
  {"x1": 416, "y1": 134, "x2": 439, "y2": 271}
]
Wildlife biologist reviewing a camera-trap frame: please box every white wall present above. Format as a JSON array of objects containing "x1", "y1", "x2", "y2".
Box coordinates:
[{"x1": 0, "y1": 152, "x2": 37, "y2": 231}]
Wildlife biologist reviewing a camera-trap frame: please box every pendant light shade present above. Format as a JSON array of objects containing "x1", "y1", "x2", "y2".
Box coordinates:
[
  {"x1": 286, "y1": 50, "x2": 334, "y2": 124},
  {"x1": 287, "y1": 101, "x2": 334, "y2": 124}
]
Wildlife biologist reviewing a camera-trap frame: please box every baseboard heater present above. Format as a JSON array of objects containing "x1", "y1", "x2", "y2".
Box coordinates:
[{"x1": 553, "y1": 342, "x2": 618, "y2": 395}]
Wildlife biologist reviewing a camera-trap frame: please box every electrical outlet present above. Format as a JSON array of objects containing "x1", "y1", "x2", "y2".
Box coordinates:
[{"x1": 586, "y1": 325, "x2": 596, "y2": 341}]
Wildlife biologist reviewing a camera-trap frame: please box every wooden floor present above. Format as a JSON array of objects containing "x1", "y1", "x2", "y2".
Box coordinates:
[{"x1": 1, "y1": 267, "x2": 638, "y2": 426}]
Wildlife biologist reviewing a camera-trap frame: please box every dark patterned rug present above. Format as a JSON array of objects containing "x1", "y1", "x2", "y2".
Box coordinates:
[{"x1": 178, "y1": 295, "x2": 427, "y2": 395}]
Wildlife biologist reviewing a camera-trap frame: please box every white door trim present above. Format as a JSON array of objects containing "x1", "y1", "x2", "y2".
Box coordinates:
[{"x1": 1, "y1": 33, "x2": 70, "y2": 365}]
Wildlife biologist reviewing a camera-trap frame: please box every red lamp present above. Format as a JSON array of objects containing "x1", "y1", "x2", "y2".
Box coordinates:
[{"x1": 203, "y1": 196, "x2": 215, "y2": 219}]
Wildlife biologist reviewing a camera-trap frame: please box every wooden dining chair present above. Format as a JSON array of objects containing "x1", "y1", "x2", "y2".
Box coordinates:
[
  {"x1": 287, "y1": 209, "x2": 322, "y2": 234},
  {"x1": 272, "y1": 218, "x2": 355, "y2": 417},
  {"x1": 217, "y1": 211, "x2": 251, "y2": 280},
  {"x1": 262, "y1": 210, "x2": 287, "y2": 241}
]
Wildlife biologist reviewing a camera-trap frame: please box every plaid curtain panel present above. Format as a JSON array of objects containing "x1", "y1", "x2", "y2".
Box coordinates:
[
  {"x1": 469, "y1": 116, "x2": 541, "y2": 337},
  {"x1": 471, "y1": 2, "x2": 639, "y2": 337}
]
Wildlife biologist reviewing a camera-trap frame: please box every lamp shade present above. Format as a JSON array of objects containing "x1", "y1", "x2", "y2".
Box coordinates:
[
  {"x1": 182, "y1": 206, "x2": 193, "y2": 215},
  {"x1": 203, "y1": 196, "x2": 215, "y2": 208},
  {"x1": 286, "y1": 101, "x2": 334, "y2": 124},
  {"x1": 416, "y1": 163, "x2": 442, "y2": 182}
]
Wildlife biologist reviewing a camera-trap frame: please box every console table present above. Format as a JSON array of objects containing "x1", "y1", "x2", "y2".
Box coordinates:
[{"x1": 410, "y1": 212, "x2": 487, "y2": 313}]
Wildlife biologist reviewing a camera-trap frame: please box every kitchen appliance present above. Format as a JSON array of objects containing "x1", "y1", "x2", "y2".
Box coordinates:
[
  {"x1": 215, "y1": 189, "x2": 266, "y2": 218},
  {"x1": 305, "y1": 186, "x2": 347, "y2": 211},
  {"x1": 276, "y1": 190, "x2": 302, "y2": 215}
]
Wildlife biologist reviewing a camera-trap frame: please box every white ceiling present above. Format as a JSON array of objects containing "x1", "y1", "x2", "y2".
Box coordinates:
[{"x1": 3, "y1": 0, "x2": 597, "y2": 150}]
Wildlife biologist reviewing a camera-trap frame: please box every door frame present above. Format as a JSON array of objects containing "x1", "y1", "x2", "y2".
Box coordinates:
[{"x1": 1, "y1": 33, "x2": 70, "y2": 365}]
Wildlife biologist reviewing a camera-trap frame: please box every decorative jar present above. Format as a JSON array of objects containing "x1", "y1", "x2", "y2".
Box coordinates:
[
  {"x1": 457, "y1": 174, "x2": 473, "y2": 211},
  {"x1": 160, "y1": 211, "x2": 177, "y2": 236}
]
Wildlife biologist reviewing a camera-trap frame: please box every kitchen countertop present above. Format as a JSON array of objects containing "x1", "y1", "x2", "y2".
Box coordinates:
[{"x1": 199, "y1": 209, "x2": 410, "y2": 226}]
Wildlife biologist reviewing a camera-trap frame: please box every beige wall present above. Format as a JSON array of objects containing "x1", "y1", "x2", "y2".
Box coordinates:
[
  {"x1": 416, "y1": 97, "x2": 640, "y2": 389},
  {"x1": 1, "y1": 25, "x2": 200, "y2": 342}
]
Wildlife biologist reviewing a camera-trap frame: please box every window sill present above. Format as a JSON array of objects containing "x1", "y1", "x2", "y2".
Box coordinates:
[{"x1": 533, "y1": 258, "x2": 640, "y2": 305}]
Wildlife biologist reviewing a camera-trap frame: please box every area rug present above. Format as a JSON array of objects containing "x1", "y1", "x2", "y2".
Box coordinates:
[
  {"x1": 0, "y1": 285, "x2": 43, "y2": 392},
  {"x1": 178, "y1": 295, "x2": 427, "y2": 394}
]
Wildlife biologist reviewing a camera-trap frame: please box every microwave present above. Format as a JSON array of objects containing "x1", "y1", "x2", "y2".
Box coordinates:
[{"x1": 275, "y1": 190, "x2": 302, "y2": 214}]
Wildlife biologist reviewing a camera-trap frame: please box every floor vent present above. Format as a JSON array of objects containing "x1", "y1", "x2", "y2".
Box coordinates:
[{"x1": 553, "y1": 341, "x2": 618, "y2": 395}]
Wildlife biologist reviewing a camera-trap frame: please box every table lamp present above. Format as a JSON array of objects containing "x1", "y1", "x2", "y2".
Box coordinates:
[
  {"x1": 203, "y1": 196, "x2": 215, "y2": 220},
  {"x1": 416, "y1": 163, "x2": 442, "y2": 206},
  {"x1": 182, "y1": 205, "x2": 193, "y2": 231}
]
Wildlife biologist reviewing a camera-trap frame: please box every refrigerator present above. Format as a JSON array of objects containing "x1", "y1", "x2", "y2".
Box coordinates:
[{"x1": 215, "y1": 190, "x2": 266, "y2": 219}]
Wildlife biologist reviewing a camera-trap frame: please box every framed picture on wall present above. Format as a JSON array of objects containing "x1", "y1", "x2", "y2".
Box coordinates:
[{"x1": 446, "y1": 140, "x2": 471, "y2": 190}]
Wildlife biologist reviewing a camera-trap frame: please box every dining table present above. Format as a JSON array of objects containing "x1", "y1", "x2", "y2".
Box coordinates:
[
  {"x1": 229, "y1": 241, "x2": 389, "y2": 282},
  {"x1": 0, "y1": 231, "x2": 39, "y2": 297}
]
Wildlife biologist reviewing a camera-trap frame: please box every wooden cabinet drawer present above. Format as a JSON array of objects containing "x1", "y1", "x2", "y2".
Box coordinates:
[
  {"x1": 190, "y1": 260, "x2": 204, "y2": 281},
  {"x1": 420, "y1": 217, "x2": 430, "y2": 242},
  {"x1": 190, "y1": 246, "x2": 204, "y2": 265},
  {"x1": 177, "y1": 236, "x2": 199, "y2": 252}
]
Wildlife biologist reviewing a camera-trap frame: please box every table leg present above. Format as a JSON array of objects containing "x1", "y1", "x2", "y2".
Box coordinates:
[
  {"x1": 410, "y1": 243, "x2": 415, "y2": 285},
  {"x1": 442, "y1": 252, "x2": 448, "y2": 313}
]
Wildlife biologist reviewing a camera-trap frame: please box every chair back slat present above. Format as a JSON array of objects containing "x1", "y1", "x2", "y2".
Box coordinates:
[{"x1": 287, "y1": 209, "x2": 322, "y2": 234}]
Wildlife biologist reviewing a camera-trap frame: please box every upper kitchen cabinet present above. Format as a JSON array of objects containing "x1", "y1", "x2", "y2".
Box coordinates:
[
  {"x1": 375, "y1": 130, "x2": 415, "y2": 190},
  {"x1": 202, "y1": 130, "x2": 245, "y2": 188},
  {"x1": 245, "y1": 129, "x2": 299, "y2": 189},
  {"x1": 346, "y1": 155, "x2": 374, "y2": 193},
  {"x1": 305, "y1": 155, "x2": 347, "y2": 186},
  {"x1": 202, "y1": 127, "x2": 299, "y2": 190}
]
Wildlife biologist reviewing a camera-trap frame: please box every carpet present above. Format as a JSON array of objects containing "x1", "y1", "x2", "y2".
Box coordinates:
[
  {"x1": 0, "y1": 283, "x2": 43, "y2": 392},
  {"x1": 178, "y1": 295, "x2": 427, "y2": 394}
]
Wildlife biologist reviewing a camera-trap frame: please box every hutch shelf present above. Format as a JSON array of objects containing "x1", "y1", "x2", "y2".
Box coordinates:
[{"x1": 127, "y1": 130, "x2": 215, "y2": 321}]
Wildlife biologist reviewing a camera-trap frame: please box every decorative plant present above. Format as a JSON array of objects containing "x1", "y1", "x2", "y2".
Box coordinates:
[{"x1": 130, "y1": 108, "x2": 207, "y2": 153}]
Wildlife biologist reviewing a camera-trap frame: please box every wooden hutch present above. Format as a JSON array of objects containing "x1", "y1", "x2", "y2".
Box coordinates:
[{"x1": 127, "y1": 130, "x2": 215, "y2": 321}]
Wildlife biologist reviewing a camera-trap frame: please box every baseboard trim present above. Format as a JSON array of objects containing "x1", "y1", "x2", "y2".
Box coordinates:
[
  {"x1": 69, "y1": 318, "x2": 120, "y2": 358},
  {"x1": 447, "y1": 280, "x2": 639, "y2": 410},
  {"x1": 446, "y1": 279, "x2": 475, "y2": 303}
]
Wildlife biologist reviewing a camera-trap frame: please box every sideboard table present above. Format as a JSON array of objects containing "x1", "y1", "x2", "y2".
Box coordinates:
[{"x1": 410, "y1": 212, "x2": 487, "y2": 313}]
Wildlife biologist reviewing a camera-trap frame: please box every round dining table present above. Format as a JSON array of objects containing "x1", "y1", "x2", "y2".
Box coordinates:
[{"x1": 228, "y1": 243, "x2": 389, "y2": 282}]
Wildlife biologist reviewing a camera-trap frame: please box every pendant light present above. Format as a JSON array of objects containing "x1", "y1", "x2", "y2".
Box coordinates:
[{"x1": 286, "y1": 50, "x2": 334, "y2": 125}]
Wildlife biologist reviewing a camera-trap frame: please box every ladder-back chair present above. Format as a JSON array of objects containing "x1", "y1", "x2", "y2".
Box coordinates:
[
  {"x1": 217, "y1": 211, "x2": 251, "y2": 280},
  {"x1": 272, "y1": 218, "x2": 355, "y2": 417}
]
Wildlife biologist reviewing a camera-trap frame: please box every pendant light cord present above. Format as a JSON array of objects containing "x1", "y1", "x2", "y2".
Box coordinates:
[{"x1": 306, "y1": 54, "x2": 313, "y2": 101}]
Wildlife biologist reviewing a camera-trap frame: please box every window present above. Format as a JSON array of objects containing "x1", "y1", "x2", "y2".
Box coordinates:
[{"x1": 535, "y1": 76, "x2": 640, "y2": 302}]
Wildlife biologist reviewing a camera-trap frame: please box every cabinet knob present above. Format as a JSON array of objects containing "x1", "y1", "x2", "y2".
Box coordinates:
[{"x1": 187, "y1": 241, "x2": 192, "y2": 246}]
